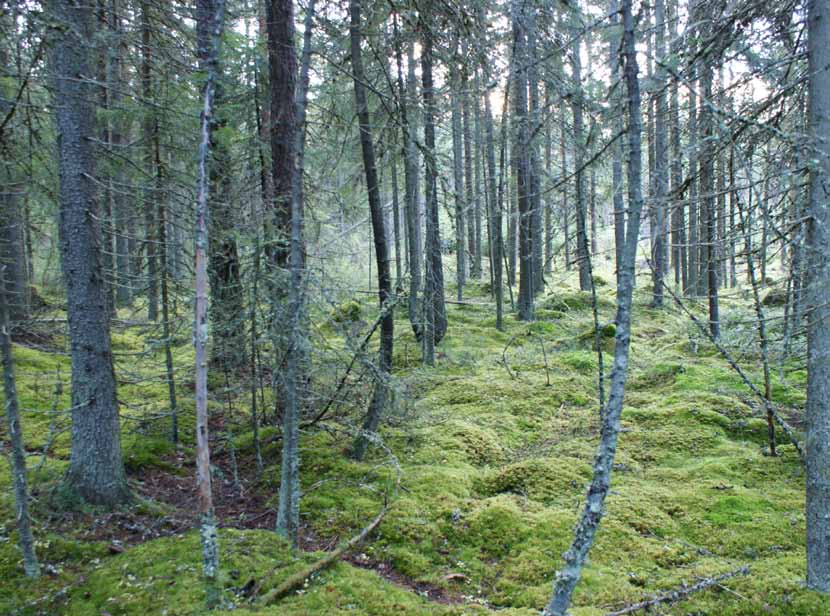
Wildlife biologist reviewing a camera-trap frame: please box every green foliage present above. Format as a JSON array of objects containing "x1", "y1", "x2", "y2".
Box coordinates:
[
  {"x1": 331, "y1": 299, "x2": 364, "y2": 323},
  {"x1": 1, "y1": 273, "x2": 826, "y2": 615}
]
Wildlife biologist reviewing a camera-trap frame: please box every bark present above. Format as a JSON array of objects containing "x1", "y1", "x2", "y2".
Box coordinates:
[
  {"x1": 668, "y1": 0, "x2": 686, "y2": 291},
  {"x1": 420, "y1": 11, "x2": 447, "y2": 363},
  {"x1": 349, "y1": 0, "x2": 394, "y2": 456},
  {"x1": 139, "y1": 2, "x2": 159, "y2": 322},
  {"x1": 651, "y1": 0, "x2": 668, "y2": 307},
  {"x1": 393, "y1": 21, "x2": 422, "y2": 339},
  {"x1": 610, "y1": 0, "x2": 625, "y2": 283},
  {"x1": 208, "y1": 81, "x2": 246, "y2": 371},
  {"x1": 487, "y1": 108, "x2": 504, "y2": 330},
  {"x1": 513, "y1": 1, "x2": 534, "y2": 321},
  {"x1": 527, "y1": 14, "x2": 543, "y2": 295},
  {"x1": 266, "y1": 0, "x2": 297, "y2": 268},
  {"x1": 571, "y1": 31, "x2": 591, "y2": 291},
  {"x1": 47, "y1": 0, "x2": 130, "y2": 507},
  {"x1": 0, "y1": 276, "x2": 39, "y2": 577},
  {"x1": 545, "y1": 0, "x2": 645, "y2": 610},
  {"x1": 806, "y1": 0, "x2": 830, "y2": 591},
  {"x1": 0, "y1": 184, "x2": 28, "y2": 321},
  {"x1": 450, "y1": 55, "x2": 466, "y2": 299},
  {"x1": 194, "y1": 0, "x2": 226, "y2": 606},
  {"x1": 699, "y1": 53, "x2": 720, "y2": 337}
]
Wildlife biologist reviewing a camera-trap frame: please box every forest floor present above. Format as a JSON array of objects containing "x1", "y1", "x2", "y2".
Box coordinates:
[{"x1": 1, "y1": 268, "x2": 828, "y2": 615}]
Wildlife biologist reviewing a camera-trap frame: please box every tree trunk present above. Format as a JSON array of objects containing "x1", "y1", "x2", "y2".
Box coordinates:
[
  {"x1": 349, "y1": 0, "x2": 394, "y2": 456},
  {"x1": 451, "y1": 56, "x2": 466, "y2": 300},
  {"x1": 806, "y1": 0, "x2": 830, "y2": 591},
  {"x1": 571, "y1": 32, "x2": 591, "y2": 291},
  {"x1": 651, "y1": 0, "x2": 668, "y2": 307},
  {"x1": 420, "y1": 11, "x2": 447, "y2": 363},
  {"x1": 0, "y1": 278, "x2": 39, "y2": 577},
  {"x1": 545, "y1": 1, "x2": 646, "y2": 611},
  {"x1": 47, "y1": 0, "x2": 129, "y2": 508},
  {"x1": 139, "y1": 2, "x2": 159, "y2": 322},
  {"x1": 512, "y1": 0, "x2": 534, "y2": 321},
  {"x1": 194, "y1": 0, "x2": 225, "y2": 605}
]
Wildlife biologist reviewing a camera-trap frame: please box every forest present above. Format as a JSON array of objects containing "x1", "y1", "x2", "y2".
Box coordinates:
[{"x1": 1, "y1": 0, "x2": 829, "y2": 614}]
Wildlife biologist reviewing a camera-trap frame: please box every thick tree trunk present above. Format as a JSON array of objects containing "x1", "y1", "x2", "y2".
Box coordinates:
[
  {"x1": 47, "y1": 0, "x2": 129, "y2": 508},
  {"x1": 806, "y1": 0, "x2": 830, "y2": 592},
  {"x1": 266, "y1": 0, "x2": 297, "y2": 269},
  {"x1": 484, "y1": 80, "x2": 503, "y2": 330}
]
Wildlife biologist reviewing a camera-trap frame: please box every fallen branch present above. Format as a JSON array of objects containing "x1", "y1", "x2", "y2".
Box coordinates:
[
  {"x1": 604, "y1": 566, "x2": 750, "y2": 616},
  {"x1": 258, "y1": 501, "x2": 389, "y2": 605},
  {"x1": 655, "y1": 266, "x2": 806, "y2": 464},
  {"x1": 257, "y1": 427, "x2": 400, "y2": 606},
  {"x1": 306, "y1": 295, "x2": 400, "y2": 427}
]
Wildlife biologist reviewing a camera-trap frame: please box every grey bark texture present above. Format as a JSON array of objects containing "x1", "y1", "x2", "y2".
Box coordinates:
[
  {"x1": 545, "y1": 0, "x2": 645, "y2": 610},
  {"x1": 0, "y1": 271, "x2": 39, "y2": 577},
  {"x1": 806, "y1": 0, "x2": 830, "y2": 592},
  {"x1": 47, "y1": 0, "x2": 130, "y2": 507}
]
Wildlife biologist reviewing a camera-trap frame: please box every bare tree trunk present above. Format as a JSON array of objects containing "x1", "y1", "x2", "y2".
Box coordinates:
[
  {"x1": 484, "y1": 78, "x2": 503, "y2": 330},
  {"x1": 545, "y1": 0, "x2": 645, "y2": 609},
  {"x1": 668, "y1": 0, "x2": 686, "y2": 291},
  {"x1": 451, "y1": 54, "x2": 466, "y2": 300},
  {"x1": 610, "y1": 0, "x2": 625, "y2": 285},
  {"x1": 350, "y1": 0, "x2": 394, "y2": 456},
  {"x1": 47, "y1": 0, "x2": 130, "y2": 508},
  {"x1": 393, "y1": 19, "x2": 422, "y2": 339},
  {"x1": 571, "y1": 29, "x2": 591, "y2": 291},
  {"x1": 512, "y1": 0, "x2": 534, "y2": 321},
  {"x1": 806, "y1": 0, "x2": 830, "y2": 591},
  {"x1": 139, "y1": 1, "x2": 159, "y2": 322},
  {"x1": 0, "y1": 274, "x2": 39, "y2": 578},
  {"x1": 699, "y1": 48, "x2": 720, "y2": 337},
  {"x1": 651, "y1": 0, "x2": 668, "y2": 307},
  {"x1": 194, "y1": 0, "x2": 225, "y2": 605},
  {"x1": 420, "y1": 9, "x2": 446, "y2": 363}
]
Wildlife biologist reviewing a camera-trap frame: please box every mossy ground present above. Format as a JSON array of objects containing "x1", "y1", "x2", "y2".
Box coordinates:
[{"x1": 0, "y1": 270, "x2": 826, "y2": 615}]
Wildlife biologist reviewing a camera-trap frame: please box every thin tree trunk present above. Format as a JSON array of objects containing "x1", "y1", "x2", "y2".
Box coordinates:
[
  {"x1": 571, "y1": 31, "x2": 591, "y2": 291},
  {"x1": 420, "y1": 9, "x2": 446, "y2": 363},
  {"x1": 651, "y1": 0, "x2": 668, "y2": 307},
  {"x1": 140, "y1": 2, "x2": 158, "y2": 322},
  {"x1": 0, "y1": 275, "x2": 39, "y2": 578},
  {"x1": 451, "y1": 55, "x2": 466, "y2": 300},
  {"x1": 350, "y1": 0, "x2": 394, "y2": 456},
  {"x1": 194, "y1": 0, "x2": 225, "y2": 605},
  {"x1": 545, "y1": 0, "x2": 645, "y2": 609}
]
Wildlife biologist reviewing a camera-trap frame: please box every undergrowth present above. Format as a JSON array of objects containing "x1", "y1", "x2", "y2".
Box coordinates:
[{"x1": 0, "y1": 270, "x2": 825, "y2": 615}]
